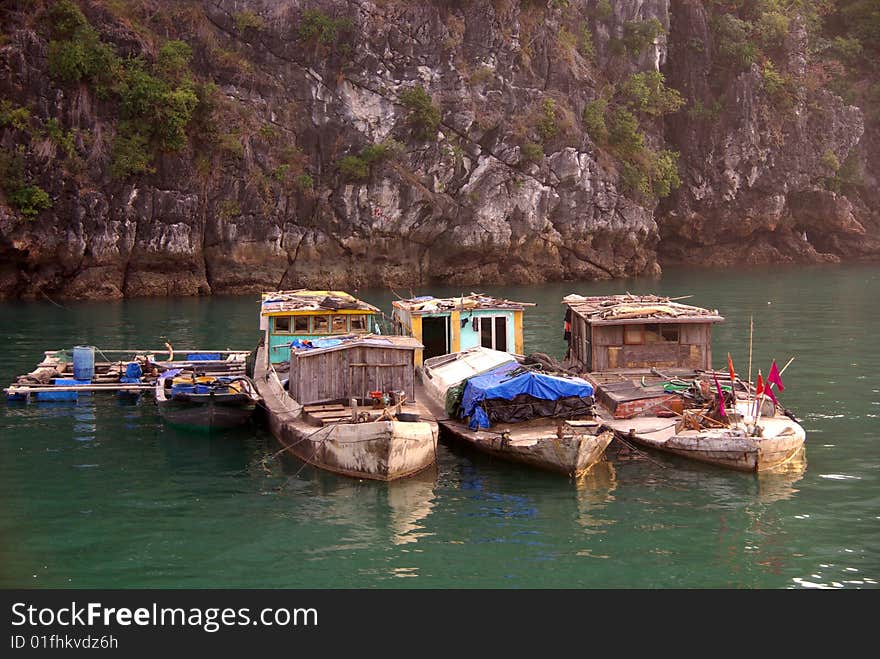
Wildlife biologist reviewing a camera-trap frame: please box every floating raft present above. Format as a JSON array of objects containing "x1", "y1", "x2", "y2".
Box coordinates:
[{"x1": 5, "y1": 348, "x2": 254, "y2": 402}]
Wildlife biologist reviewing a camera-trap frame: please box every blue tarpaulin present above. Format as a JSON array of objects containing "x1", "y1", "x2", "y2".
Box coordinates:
[
  {"x1": 460, "y1": 363, "x2": 595, "y2": 429},
  {"x1": 186, "y1": 353, "x2": 222, "y2": 361}
]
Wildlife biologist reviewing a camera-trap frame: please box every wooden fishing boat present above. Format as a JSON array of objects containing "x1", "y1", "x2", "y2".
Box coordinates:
[
  {"x1": 252, "y1": 290, "x2": 439, "y2": 481},
  {"x1": 562, "y1": 293, "x2": 807, "y2": 472},
  {"x1": 420, "y1": 347, "x2": 613, "y2": 477},
  {"x1": 602, "y1": 400, "x2": 806, "y2": 471},
  {"x1": 155, "y1": 372, "x2": 260, "y2": 430}
]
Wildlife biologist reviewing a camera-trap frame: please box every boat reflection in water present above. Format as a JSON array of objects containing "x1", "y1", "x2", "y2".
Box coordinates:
[
  {"x1": 755, "y1": 446, "x2": 807, "y2": 504},
  {"x1": 274, "y1": 452, "x2": 439, "y2": 548},
  {"x1": 572, "y1": 460, "x2": 618, "y2": 557}
]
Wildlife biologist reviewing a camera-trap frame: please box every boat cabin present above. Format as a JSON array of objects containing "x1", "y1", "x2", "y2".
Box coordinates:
[
  {"x1": 260, "y1": 290, "x2": 380, "y2": 364},
  {"x1": 391, "y1": 294, "x2": 533, "y2": 366},
  {"x1": 562, "y1": 294, "x2": 724, "y2": 373},
  {"x1": 287, "y1": 335, "x2": 423, "y2": 406}
]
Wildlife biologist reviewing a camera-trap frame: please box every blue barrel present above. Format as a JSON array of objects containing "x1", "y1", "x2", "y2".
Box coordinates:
[{"x1": 72, "y1": 346, "x2": 95, "y2": 380}]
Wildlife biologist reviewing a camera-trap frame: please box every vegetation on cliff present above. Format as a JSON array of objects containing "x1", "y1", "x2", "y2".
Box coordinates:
[{"x1": 0, "y1": 0, "x2": 877, "y2": 300}]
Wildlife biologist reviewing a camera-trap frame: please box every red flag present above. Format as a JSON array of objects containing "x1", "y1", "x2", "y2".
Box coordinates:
[
  {"x1": 755, "y1": 371, "x2": 764, "y2": 397},
  {"x1": 727, "y1": 352, "x2": 735, "y2": 383},
  {"x1": 767, "y1": 360, "x2": 785, "y2": 392},
  {"x1": 713, "y1": 373, "x2": 727, "y2": 417},
  {"x1": 764, "y1": 384, "x2": 778, "y2": 406}
]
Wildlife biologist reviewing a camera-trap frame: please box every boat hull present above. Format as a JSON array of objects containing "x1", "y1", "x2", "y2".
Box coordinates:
[
  {"x1": 254, "y1": 347, "x2": 438, "y2": 481},
  {"x1": 606, "y1": 417, "x2": 806, "y2": 472},
  {"x1": 155, "y1": 378, "x2": 258, "y2": 430},
  {"x1": 439, "y1": 418, "x2": 614, "y2": 477},
  {"x1": 157, "y1": 397, "x2": 256, "y2": 430}
]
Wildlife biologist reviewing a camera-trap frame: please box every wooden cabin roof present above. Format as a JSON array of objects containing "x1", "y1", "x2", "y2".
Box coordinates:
[
  {"x1": 261, "y1": 289, "x2": 380, "y2": 315},
  {"x1": 392, "y1": 293, "x2": 535, "y2": 315},
  {"x1": 562, "y1": 294, "x2": 724, "y2": 325}
]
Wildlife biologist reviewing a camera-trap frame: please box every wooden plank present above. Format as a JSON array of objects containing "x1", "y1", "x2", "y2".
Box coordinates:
[
  {"x1": 302, "y1": 403, "x2": 345, "y2": 412},
  {"x1": 308, "y1": 409, "x2": 354, "y2": 419},
  {"x1": 5, "y1": 384, "x2": 153, "y2": 393}
]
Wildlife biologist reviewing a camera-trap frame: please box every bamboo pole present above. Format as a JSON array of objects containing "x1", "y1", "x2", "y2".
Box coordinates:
[
  {"x1": 5, "y1": 384, "x2": 153, "y2": 394},
  {"x1": 745, "y1": 315, "x2": 754, "y2": 427}
]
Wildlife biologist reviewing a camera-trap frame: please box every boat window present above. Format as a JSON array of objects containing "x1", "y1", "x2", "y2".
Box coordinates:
[
  {"x1": 660, "y1": 325, "x2": 680, "y2": 342},
  {"x1": 350, "y1": 315, "x2": 367, "y2": 331},
  {"x1": 293, "y1": 316, "x2": 310, "y2": 333},
  {"x1": 644, "y1": 323, "x2": 679, "y2": 343},
  {"x1": 274, "y1": 316, "x2": 291, "y2": 333},
  {"x1": 331, "y1": 315, "x2": 347, "y2": 333},
  {"x1": 623, "y1": 324, "x2": 644, "y2": 345},
  {"x1": 312, "y1": 315, "x2": 330, "y2": 334}
]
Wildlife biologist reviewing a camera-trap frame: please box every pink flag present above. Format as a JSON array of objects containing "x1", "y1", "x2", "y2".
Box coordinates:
[
  {"x1": 767, "y1": 360, "x2": 785, "y2": 391},
  {"x1": 713, "y1": 373, "x2": 727, "y2": 418}
]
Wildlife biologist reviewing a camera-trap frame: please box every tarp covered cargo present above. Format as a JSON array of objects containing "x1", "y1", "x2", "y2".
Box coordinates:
[{"x1": 459, "y1": 363, "x2": 595, "y2": 429}]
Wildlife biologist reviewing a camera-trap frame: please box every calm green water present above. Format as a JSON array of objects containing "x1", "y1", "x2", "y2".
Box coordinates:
[{"x1": 1, "y1": 265, "x2": 878, "y2": 588}]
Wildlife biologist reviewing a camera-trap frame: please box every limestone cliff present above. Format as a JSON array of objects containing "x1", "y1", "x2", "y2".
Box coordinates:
[{"x1": 0, "y1": 0, "x2": 877, "y2": 300}]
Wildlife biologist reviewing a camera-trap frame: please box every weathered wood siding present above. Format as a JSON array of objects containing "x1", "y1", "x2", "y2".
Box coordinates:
[
  {"x1": 289, "y1": 346, "x2": 416, "y2": 405},
  {"x1": 571, "y1": 320, "x2": 713, "y2": 372}
]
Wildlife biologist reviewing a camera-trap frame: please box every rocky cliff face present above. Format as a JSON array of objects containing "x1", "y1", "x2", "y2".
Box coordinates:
[
  {"x1": 660, "y1": 0, "x2": 876, "y2": 266},
  {"x1": 0, "y1": 0, "x2": 877, "y2": 300}
]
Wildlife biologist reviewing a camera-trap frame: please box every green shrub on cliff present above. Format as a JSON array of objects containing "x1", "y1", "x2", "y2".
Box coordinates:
[
  {"x1": 619, "y1": 148, "x2": 680, "y2": 201},
  {"x1": 295, "y1": 173, "x2": 314, "y2": 190},
  {"x1": 45, "y1": 3, "x2": 200, "y2": 177},
  {"x1": 110, "y1": 123, "x2": 154, "y2": 178},
  {"x1": 116, "y1": 59, "x2": 198, "y2": 153},
  {"x1": 582, "y1": 98, "x2": 608, "y2": 142},
  {"x1": 399, "y1": 86, "x2": 441, "y2": 139},
  {"x1": 649, "y1": 149, "x2": 681, "y2": 199},
  {"x1": 157, "y1": 40, "x2": 194, "y2": 83},
  {"x1": 713, "y1": 14, "x2": 759, "y2": 71},
  {"x1": 619, "y1": 71, "x2": 684, "y2": 117},
  {"x1": 234, "y1": 10, "x2": 265, "y2": 34},
  {"x1": 10, "y1": 185, "x2": 52, "y2": 218},
  {"x1": 337, "y1": 140, "x2": 400, "y2": 182},
  {"x1": 0, "y1": 101, "x2": 30, "y2": 131},
  {"x1": 756, "y1": 10, "x2": 790, "y2": 50},
  {"x1": 47, "y1": 0, "x2": 120, "y2": 96},
  {"x1": 536, "y1": 99, "x2": 560, "y2": 141},
  {"x1": 47, "y1": 0, "x2": 89, "y2": 38},
  {"x1": 608, "y1": 108, "x2": 644, "y2": 154},
  {"x1": 620, "y1": 18, "x2": 665, "y2": 55},
  {"x1": 520, "y1": 142, "x2": 544, "y2": 164},
  {"x1": 338, "y1": 155, "x2": 369, "y2": 182},
  {"x1": 0, "y1": 147, "x2": 51, "y2": 219},
  {"x1": 299, "y1": 9, "x2": 352, "y2": 45},
  {"x1": 44, "y1": 118, "x2": 76, "y2": 159}
]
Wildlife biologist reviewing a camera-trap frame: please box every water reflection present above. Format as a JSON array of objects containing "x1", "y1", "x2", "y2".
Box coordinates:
[
  {"x1": 274, "y1": 453, "x2": 438, "y2": 548},
  {"x1": 756, "y1": 448, "x2": 807, "y2": 504},
  {"x1": 156, "y1": 422, "x2": 259, "y2": 475}
]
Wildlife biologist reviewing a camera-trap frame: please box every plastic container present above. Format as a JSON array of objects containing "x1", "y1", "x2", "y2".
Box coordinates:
[
  {"x1": 72, "y1": 346, "x2": 95, "y2": 380},
  {"x1": 35, "y1": 378, "x2": 91, "y2": 401}
]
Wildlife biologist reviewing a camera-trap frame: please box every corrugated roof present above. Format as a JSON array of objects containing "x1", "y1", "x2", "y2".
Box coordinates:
[
  {"x1": 261, "y1": 290, "x2": 380, "y2": 315},
  {"x1": 392, "y1": 293, "x2": 535, "y2": 314},
  {"x1": 562, "y1": 293, "x2": 724, "y2": 324}
]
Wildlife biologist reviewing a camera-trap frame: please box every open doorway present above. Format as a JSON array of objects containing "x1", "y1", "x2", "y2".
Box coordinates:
[{"x1": 422, "y1": 316, "x2": 450, "y2": 360}]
